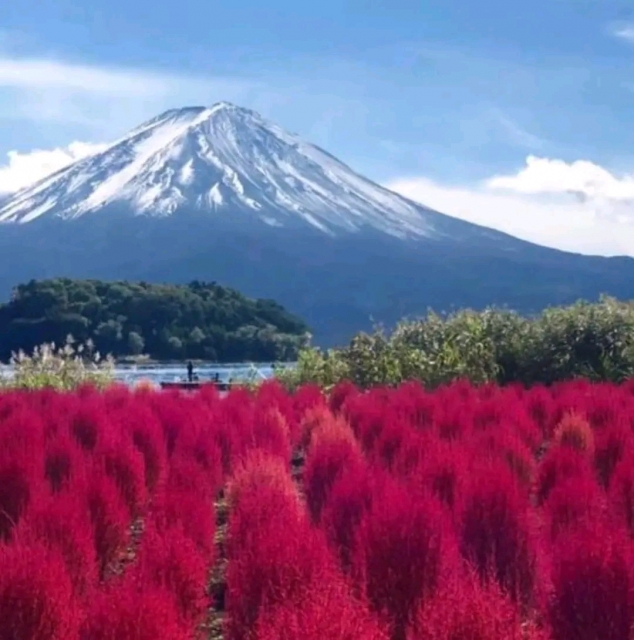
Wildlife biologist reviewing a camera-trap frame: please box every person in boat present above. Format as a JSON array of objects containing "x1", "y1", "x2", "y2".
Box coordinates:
[{"x1": 187, "y1": 360, "x2": 194, "y2": 383}]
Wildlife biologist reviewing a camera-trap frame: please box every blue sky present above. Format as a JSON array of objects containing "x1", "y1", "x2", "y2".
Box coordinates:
[{"x1": 2, "y1": 0, "x2": 634, "y2": 254}]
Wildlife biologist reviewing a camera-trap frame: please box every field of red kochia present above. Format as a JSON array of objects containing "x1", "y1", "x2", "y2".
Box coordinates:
[{"x1": 2, "y1": 379, "x2": 634, "y2": 639}]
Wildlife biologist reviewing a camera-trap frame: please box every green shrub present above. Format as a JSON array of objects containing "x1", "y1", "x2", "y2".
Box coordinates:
[
  {"x1": 278, "y1": 297, "x2": 634, "y2": 390},
  {"x1": 273, "y1": 348, "x2": 351, "y2": 392},
  {"x1": 0, "y1": 336, "x2": 115, "y2": 391}
]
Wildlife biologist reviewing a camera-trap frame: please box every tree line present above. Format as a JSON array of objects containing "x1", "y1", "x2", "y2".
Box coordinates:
[{"x1": 0, "y1": 278, "x2": 311, "y2": 362}]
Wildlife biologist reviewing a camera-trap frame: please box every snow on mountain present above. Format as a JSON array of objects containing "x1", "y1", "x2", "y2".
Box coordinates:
[{"x1": 0, "y1": 102, "x2": 440, "y2": 239}]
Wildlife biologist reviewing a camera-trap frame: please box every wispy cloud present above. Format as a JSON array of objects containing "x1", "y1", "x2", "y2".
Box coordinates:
[
  {"x1": 0, "y1": 142, "x2": 108, "y2": 193},
  {"x1": 0, "y1": 54, "x2": 262, "y2": 135},
  {"x1": 0, "y1": 57, "x2": 175, "y2": 95},
  {"x1": 387, "y1": 155, "x2": 634, "y2": 257},
  {"x1": 489, "y1": 108, "x2": 546, "y2": 151},
  {"x1": 610, "y1": 23, "x2": 634, "y2": 44},
  {"x1": 0, "y1": 55, "x2": 255, "y2": 97}
]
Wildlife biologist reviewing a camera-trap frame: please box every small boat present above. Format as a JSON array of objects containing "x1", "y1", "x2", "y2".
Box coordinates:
[
  {"x1": 159, "y1": 379, "x2": 234, "y2": 391},
  {"x1": 158, "y1": 362, "x2": 270, "y2": 392}
]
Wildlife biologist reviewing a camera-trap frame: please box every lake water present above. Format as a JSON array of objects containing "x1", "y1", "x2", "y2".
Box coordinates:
[
  {"x1": 0, "y1": 362, "x2": 294, "y2": 388},
  {"x1": 113, "y1": 363, "x2": 289, "y2": 386}
]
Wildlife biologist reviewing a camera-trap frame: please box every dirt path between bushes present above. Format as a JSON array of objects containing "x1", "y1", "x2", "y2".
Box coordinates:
[{"x1": 204, "y1": 492, "x2": 229, "y2": 640}]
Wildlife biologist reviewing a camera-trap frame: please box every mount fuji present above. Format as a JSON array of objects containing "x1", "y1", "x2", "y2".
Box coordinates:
[
  {"x1": 0, "y1": 102, "x2": 505, "y2": 243},
  {"x1": 0, "y1": 102, "x2": 633, "y2": 344}
]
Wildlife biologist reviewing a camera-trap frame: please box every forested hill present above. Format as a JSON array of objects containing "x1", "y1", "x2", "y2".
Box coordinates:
[{"x1": 0, "y1": 278, "x2": 311, "y2": 362}]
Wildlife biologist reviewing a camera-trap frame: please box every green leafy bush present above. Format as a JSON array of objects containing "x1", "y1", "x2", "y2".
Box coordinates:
[{"x1": 278, "y1": 297, "x2": 634, "y2": 390}]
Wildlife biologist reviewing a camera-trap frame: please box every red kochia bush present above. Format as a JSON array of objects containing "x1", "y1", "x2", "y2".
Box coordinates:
[
  {"x1": 0, "y1": 542, "x2": 80, "y2": 640},
  {"x1": 132, "y1": 523, "x2": 209, "y2": 624},
  {"x1": 98, "y1": 439, "x2": 148, "y2": 515},
  {"x1": 520, "y1": 385, "x2": 556, "y2": 436},
  {"x1": 254, "y1": 380, "x2": 299, "y2": 440},
  {"x1": 150, "y1": 485, "x2": 215, "y2": 559},
  {"x1": 299, "y1": 405, "x2": 337, "y2": 450},
  {"x1": 609, "y1": 450, "x2": 634, "y2": 535},
  {"x1": 18, "y1": 493, "x2": 98, "y2": 599},
  {"x1": 68, "y1": 403, "x2": 110, "y2": 452},
  {"x1": 471, "y1": 430, "x2": 535, "y2": 492},
  {"x1": 536, "y1": 446, "x2": 594, "y2": 505},
  {"x1": 81, "y1": 576, "x2": 190, "y2": 640},
  {"x1": 329, "y1": 380, "x2": 359, "y2": 415},
  {"x1": 251, "y1": 580, "x2": 389, "y2": 640},
  {"x1": 225, "y1": 457, "x2": 304, "y2": 562},
  {"x1": 0, "y1": 407, "x2": 46, "y2": 456},
  {"x1": 226, "y1": 450, "x2": 298, "y2": 518},
  {"x1": 224, "y1": 485, "x2": 330, "y2": 638},
  {"x1": 165, "y1": 450, "x2": 218, "y2": 504},
  {"x1": 304, "y1": 426, "x2": 365, "y2": 523},
  {"x1": 0, "y1": 408, "x2": 47, "y2": 541},
  {"x1": 226, "y1": 479, "x2": 386, "y2": 640},
  {"x1": 594, "y1": 420, "x2": 634, "y2": 488},
  {"x1": 548, "y1": 527, "x2": 634, "y2": 640},
  {"x1": 458, "y1": 462, "x2": 540, "y2": 609},
  {"x1": 168, "y1": 419, "x2": 223, "y2": 499},
  {"x1": 291, "y1": 383, "x2": 326, "y2": 428},
  {"x1": 417, "y1": 441, "x2": 469, "y2": 512},
  {"x1": 544, "y1": 473, "x2": 605, "y2": 541},
  {"x1": 83, "y1": 471, "x2": 130, "y2": 578},
  {"x1": 409, "y1": 574, "x2": 537, "y2": 640},
  {"x1": 354, "y1": 480, "x2": 455, "y2": 640},
  {"x1": 553, "y1": 411, "x2": 594, "y2": 456},
  {"x1": 123, "y1": 405, "x2": 167, "y2": 492},
  {"x1": 0, "y1": 456, "x2": 40, "y2": 541},
  {"x1": 224, "y1": 452, "x2": 363, "y2": 639},
  {"x1": 585, "y1": 391, "x2": 621, "y2": 430},
  {"x1": 249, "y1": 406, "x2": 292, "y2": 463},
  {"x1": 44, "y1": 434, "x2": 84, "y2": 493},
  {"x1": 371, "y1": 418, "x2": 418, "y2": 471},
  {"x1": 321, "y1": 459, "x2": 376, "y2": 573}
]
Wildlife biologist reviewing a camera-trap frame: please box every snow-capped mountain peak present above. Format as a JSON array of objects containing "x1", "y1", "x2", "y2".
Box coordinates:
[{"x1": 0, "y1": 102, "x2": 438, "y2": 238}]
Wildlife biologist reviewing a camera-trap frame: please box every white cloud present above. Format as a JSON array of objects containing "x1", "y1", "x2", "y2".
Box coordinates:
[
  {"x1": 486, "y1": 155, "x2": 634, "y2": 207},
  {"x1": 0, "y1": 142, "x2": 108, "y2": 193},
  {"x1": 0, "y1": 57, "x2": 174, "y2": 96},
  {"x1": 0, "y1": 54, "x2": 261, "y2": 131},
  {"x1": 0, "y1": 56, "x2": 250, "y2": 98},
  {"x1": 612, "y1": 25, "x2": 634, "y2": 43},
  {"x1": 387, "y1": 155, "x2": 634, "y2": 257}
]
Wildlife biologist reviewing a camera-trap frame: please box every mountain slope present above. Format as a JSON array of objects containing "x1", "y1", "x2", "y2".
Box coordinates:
[
  {"x1": 0, "y1": 102, "x2": 436, "y2": 238},
  {"x1": 0, "y1": 103, "x2": 526, "y2": 249},
  {"x1": 0, "y1": 102, "x2": 633, "y2": 345}
]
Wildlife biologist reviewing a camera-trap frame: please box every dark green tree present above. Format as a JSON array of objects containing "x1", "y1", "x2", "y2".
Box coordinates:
[{"x1": 0, "y1": 278, "x2": 310, "y2": 362}]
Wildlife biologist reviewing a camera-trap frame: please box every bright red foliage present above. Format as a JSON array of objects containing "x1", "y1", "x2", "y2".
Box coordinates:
[
  {"x1": 409, "y1": 574, "x2": 541, "y2": 640},
  {"x1": 0, "y1": 542, "x2": 81, "y2": 640},
  {"x1": 548, "y1": 527, "x2": 634, "y2": 640},
  {"x1": 81, "y1": 576, "x2": 190, "y2": 640},
  {"x1": 18, "y1": 492, "x2": 99, "y2": 599},
  {"x1": 353, "y1": 479, "x2": 457, "y2": 639},
  {"x1": 458, "y1": 461, "x2": 541, "y2": 609},
  {"x1": 2, "y1": 378, "x2": 634, "y2": 639}
]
